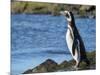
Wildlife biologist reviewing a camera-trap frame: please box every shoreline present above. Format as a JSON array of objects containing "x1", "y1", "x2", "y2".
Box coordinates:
[
  {"x1": 11, "y1": 13, "x2": 95, "y2": 19},
  {"x1": 11, "y1": 2, "x2": 96, "y2": 18},
  {"x1": 23, "y1": 51, "x2": 96, "y2": 74}
]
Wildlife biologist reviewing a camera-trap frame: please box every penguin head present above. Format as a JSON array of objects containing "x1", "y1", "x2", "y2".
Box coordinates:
[{"x1": 60, "y1": 11, "x2": 74, "y2": 22}]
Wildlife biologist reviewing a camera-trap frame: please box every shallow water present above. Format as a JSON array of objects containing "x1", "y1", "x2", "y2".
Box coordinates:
[{"x1": 11, "y1": 14, "x2": 96, "y2": 75}]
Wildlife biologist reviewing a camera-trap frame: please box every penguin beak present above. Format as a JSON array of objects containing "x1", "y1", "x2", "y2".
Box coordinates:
[{"x1": 60, "y1": 11, "x2": 71, "y2": 21}]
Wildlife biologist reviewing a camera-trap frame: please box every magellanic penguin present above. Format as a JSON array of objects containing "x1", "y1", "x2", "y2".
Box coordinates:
[{"x1": 60, "y1": 11, "x2": 90, "y2": 69}]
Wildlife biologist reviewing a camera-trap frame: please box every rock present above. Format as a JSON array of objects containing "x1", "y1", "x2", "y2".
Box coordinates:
[
  {"x1": 59, "y1": 60, "x2": 71, "y2": 69},
  {"x1": 36, "y1": 59, "x2": 58, "y2": 72},
  {"x1": 23, "y1": 69, "x2": 33, "y2": 74},
  {"x1": 23, "y1": 59, "x2": 58, "y2": 74},
  {"x1": 57, "y1": 60, "x2": 75, "y2": 71},
  {"x1": 78, "y1": 51, "x2": 96, "y2": 70},
  {"x1": 23, "y1": 51, "x2": 96, "y2": 74}
]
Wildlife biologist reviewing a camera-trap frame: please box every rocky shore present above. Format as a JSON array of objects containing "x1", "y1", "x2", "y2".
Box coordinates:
[{"x1": 23, "y1": 51, "x2": 96, "y2": 74}]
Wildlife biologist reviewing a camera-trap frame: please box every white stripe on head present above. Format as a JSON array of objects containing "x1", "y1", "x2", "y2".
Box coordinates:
[{"x1": 64, "y1": 11, "x2": 72, "y2": 22}]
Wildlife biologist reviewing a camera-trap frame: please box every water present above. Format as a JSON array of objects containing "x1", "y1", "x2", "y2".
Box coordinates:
[{"x1": 11, "y1": 14, "x2": 96, "y2": 75}]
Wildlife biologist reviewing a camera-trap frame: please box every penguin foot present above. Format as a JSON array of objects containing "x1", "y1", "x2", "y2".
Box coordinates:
[{"x1": 72, "y1": 66, "x2": 79, "y2": 70}]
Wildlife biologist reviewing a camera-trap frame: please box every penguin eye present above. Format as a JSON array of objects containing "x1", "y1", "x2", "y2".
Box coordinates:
[{"x1": 66, "y1": 14, "x2": 70, "y2": 18}]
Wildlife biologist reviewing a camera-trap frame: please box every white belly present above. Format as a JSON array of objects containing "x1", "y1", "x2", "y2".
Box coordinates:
[{"x1": 66, "y1": 29, "x2": 73, "y2": 55}]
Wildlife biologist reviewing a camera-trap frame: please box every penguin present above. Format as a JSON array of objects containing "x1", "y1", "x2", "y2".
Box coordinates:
[{"x1": 60, "y1": 11, "x2": 90, "y2": 69}]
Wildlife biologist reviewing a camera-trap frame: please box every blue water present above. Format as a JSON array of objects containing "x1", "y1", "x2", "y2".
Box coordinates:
[{"x1": 11, "y1": 14, "x2": 96, "y2": 75}]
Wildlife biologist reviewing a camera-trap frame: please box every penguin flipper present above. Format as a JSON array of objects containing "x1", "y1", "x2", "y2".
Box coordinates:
[{"x1": 72, "y1": 39, "x2": 80, "y2": 56}]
